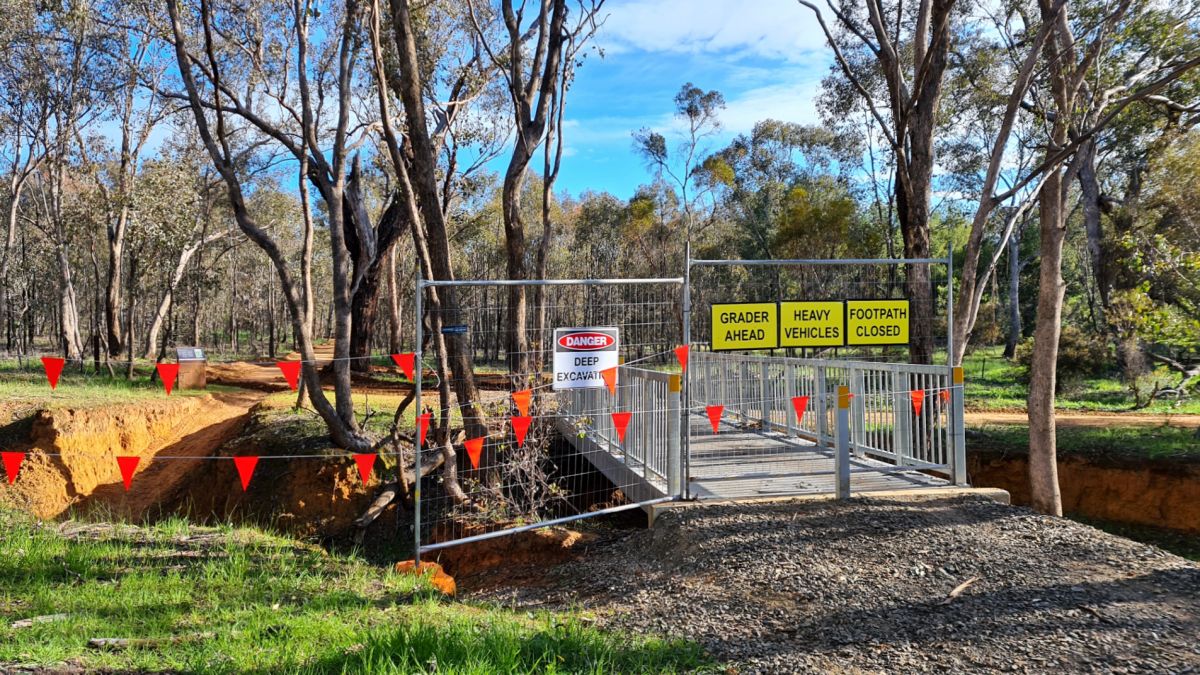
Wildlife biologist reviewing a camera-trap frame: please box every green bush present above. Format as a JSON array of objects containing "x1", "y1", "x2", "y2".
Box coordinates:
[{"x1": 1014, "y1": 325, "x2": 1114, "y2": 387}]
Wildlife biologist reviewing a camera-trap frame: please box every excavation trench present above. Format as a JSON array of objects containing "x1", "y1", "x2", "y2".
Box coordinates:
[{"x1": 0, "y1": 385, "x2": 629, "y2": 568}]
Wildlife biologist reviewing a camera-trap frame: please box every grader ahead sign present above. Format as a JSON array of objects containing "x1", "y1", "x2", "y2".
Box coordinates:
[{"x1": 553, "y1": 327, "x2": 620, "y2": 390}]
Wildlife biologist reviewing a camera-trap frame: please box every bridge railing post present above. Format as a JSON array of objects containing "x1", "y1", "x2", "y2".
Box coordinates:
[
  {"x1": 815, "y1": 365, "x2": 828, "y2": 447},
  {"x1": 893, "y1": 370, "x2": 912, "y2": 467},
  {"x1": 836, "y1": 385, "x2": 851, "y2": 499},
  {"x1": 667, "y1": 373, "x2": 682, "y2": 497},
  {"x1": 850, "y1": 365, "x2": 866, "y2": 458},
  {"x1": 784, "y1": 361, "x2": 797, "y2": 436},
  {"x1": 951, "y1": 366, "x2": 967, "y2": 485}
]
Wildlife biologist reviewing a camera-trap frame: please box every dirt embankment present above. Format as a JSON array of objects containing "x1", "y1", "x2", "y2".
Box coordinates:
[
  {"x1": 969, "y1": 452, "x2": 1200, "y2": 533},
  {"x1": 1, "y1": 392, "x2": 262, "y2": 520}
]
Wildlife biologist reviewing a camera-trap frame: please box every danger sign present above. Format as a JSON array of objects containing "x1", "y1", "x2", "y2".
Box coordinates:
[
  {"x1": 553, "y1": 327, "x2": 619, "y2": 390},
  {"x1": 712, "y1": 303, "x2": 778, "y2": 351},
  {"x1": 846, "y1": 299, "x2": 909, "y2": 346},
  {"x1": 781, "y1": 301, "x2": 844, "y2": 347}
]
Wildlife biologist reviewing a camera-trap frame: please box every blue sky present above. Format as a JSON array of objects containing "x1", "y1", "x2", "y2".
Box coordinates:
[{"x1": 545, "y1": 0, "x2": 833, "y2": 199}]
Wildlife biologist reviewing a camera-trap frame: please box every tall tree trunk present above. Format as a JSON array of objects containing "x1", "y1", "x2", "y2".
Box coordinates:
[
  {"x1": 105, "y1": 209, "x2": 128, "y2": 358},
  {"x1": 386, "y1": 244, "x2": 402, "y2": 355},
  {"x1": 1027, "y1": 166, "x2": 1066, "y2": 516},
  {"x1": 1004, "y1": 225, "x2": 1023, "y2": 359},
  {"x1": 501, "y1": 158, "x2": 529, "y2": 376}
]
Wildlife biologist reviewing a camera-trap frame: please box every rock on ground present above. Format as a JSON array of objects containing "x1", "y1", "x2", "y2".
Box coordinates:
[{"x1": 469, "y1": 495, "x2": 1200, "y2": 674}]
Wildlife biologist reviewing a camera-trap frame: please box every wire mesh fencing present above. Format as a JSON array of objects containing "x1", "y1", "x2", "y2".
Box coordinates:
[{"x1": 413, "y1": 278, "x2": 685, "y2": 555}]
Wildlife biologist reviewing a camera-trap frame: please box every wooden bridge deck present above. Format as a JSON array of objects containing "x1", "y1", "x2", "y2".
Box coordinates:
[{"x1": 687, "y1": 414, "x2": 948, "y2": 500}]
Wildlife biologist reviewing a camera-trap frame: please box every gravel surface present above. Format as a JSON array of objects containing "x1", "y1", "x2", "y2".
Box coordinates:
[{"x1": 470, "y1": 496, "x2": 1200, "y2": 674}]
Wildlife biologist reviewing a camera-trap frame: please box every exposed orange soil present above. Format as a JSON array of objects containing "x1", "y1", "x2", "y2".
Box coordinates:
[
  {"x1": 969, "y1": 453, "x2": 1200, "y2": 533},
  {"x1": 966, "y1": 410, "x2": 1200, "y2": 429}
]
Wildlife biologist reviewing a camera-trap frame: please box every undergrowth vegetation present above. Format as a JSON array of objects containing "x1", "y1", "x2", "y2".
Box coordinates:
[{"x1": 0, "y1": 509, "x2": 709, "y2": 673}]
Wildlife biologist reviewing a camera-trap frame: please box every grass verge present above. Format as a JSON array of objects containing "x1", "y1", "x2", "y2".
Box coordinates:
[
  {"x1": 970, "y1": 423, "x2": 1200, "y2": 461},
  {"x1": 0, "y1": 509, "x2": 709, "y2": 673}
]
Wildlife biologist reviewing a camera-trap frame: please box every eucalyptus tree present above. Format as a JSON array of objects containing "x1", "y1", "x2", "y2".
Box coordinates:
[
  {"x1": 633, "y1": 83, "x2": 725, "y2": 250},
  {"x1": 465, "y1": 0, "x2": 605, "y2": 376},
  {"x1": 798, "y1": 0, "x2": 960, "y2": 364},
  {"x1": 164, "y1": 0, "x2": 393, "y2": 452}
]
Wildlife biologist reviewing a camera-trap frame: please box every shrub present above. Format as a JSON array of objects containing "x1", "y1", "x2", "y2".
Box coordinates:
[{"x1": 1014, "y1": 325, "x2": 1114, "y2": 387}]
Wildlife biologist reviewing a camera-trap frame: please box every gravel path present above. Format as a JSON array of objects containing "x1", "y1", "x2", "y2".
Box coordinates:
[{"x1": 470, "y1": 496, "x2": 1200, "y2": 674}]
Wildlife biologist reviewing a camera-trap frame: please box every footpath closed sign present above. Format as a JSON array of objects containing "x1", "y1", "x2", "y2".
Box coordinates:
[
  {"x1": 712, "y1": 303, "x2": 778, "y2": 351},
  {"x1": 781, "y1": 301, "x2": 844, "y2": 347},
  {"x1": 553, "y1": 327, "x2": 619, "y2": 390},
  {"x1": 846, "y1": 299, "x2": 909, "y2": 345}
]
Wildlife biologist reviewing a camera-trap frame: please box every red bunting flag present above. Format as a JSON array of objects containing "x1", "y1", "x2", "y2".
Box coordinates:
[
  {"x1": 41, "y1": 356, "x2": 65, "y2": 390},
  {"x1": 116, "y1": 456, "x2": 140, "y2": 491},
  {"x1": 791, "y1": 395, "x2": 810, "y2": 425},
  {"x1": 464, "y1": 437, "x2": 484, "y2": 470},
  {"x1": 353, "y1": 454, "x2": 376, "y2": 486},
  {"x1": 512, "y1": 389, "x2": 532, "y2": 417},
  {"x1": 911, "y1": 389, "x2": 926, "y2": 417},
  {"x1": 157, "y1": 363, "x2": 180, "y2": 396},
  {"x1": 391, "y1": 353, "x2": 415, "y2": 381},
  {"x1": 417, "y1": 413, "x2": 431, "y2": 447},
  {"x1": 2, "y1": 451, "x2": 25, "y2": 484},
  {"x1": 940, "y1": 389, "x2": 951, "y2": 404},
  {"x1": 233, "y1": 456, "x2": 259, "y2": 491},
  {"x1": 673, "y1": 345, "x2": 689, "y2": 372},
  {"x1": 511, "y1": 415, "x2": 532, "y2": 448},
  {"x1": 612, "y1": 411, "x2": 632, "y2": 443},
  {"x1": 277, "y1": 360, "x2": 301, "y2": 391},
  {"x1": 706, "y1": 405, "x2": 724, "y2": 434},
  {"x1": 600, "y1": 367, "x2": 618, "y2": 395}
]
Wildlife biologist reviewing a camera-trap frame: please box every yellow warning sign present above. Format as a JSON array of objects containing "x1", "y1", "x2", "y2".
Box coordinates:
[
  {"x1": 780, "y1": 301, "x2": 844, "y2": 347},
  {"x1": 712, "y1": 303, "x2": 778, "y2": 351},
  {"x1": 846, "y1": 299, "x2": 909, "y2": 346}
]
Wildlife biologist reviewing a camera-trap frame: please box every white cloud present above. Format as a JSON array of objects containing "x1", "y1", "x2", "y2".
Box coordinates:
[{"x1": 598, "y1": 0, "x2": 827, "y2": 61}]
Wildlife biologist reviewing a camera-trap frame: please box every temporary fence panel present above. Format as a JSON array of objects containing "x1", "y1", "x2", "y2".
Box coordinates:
[
  {"x1": 685, "y1": 257, "x2": 964, "y2": 495},
  {"x1": 414, "y1": 278, "x2": 685, "y2": 556}
]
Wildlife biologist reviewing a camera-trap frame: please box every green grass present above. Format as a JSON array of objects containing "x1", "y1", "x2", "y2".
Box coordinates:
[
  {"x1": 971, "y1": 423, "x2": 1200, "y2": 461},
  {"x1": 0, "y1": 360, "x2": 235, "y2": 410},
  {"x1": 959, "y1": 346, "x2": 1200, "y2": 414},
  {"x1": 0, "y1": 509, "x2": 709, "y2": 673}
]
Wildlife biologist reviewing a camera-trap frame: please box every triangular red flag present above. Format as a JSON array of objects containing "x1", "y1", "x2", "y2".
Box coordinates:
[
  {"x1": 233, "y1": 456, "x2": 259, "y2": 491},
  {"x1": 41, "y1": 356, "x2": 65, "y2": 390},
  {"x1": 911, "y1": 390, "x2": 926, "y2": 417},
  {"x1": 706, "y1": 405, "x2": 724, "y2": 434},
  {"x1": 512, "y1": 389, "x2": 532, "y2": 417},
  {"x1": 417, "y1": 412, "x2": 431, "y2": 447},
  {"x1": 511, "y1": 415, "x2": 532, "y2": 448},
  {"x1": 940, "y1": 389, "x2": 951, "y2": 404},
  {"x1": 673, "y1": 345, "x2": 689, "y2": 372},
  {"x1": 156, "y1": 363, "x2": 180, "y2": 395},
  {"x1": 276, "y1": 360, "x2": 301, "y2": 390},
  {"x1": 391, "y1": 353, "x2": 415, "y2": 381},
  {"x1": 116, "y1": 456, "x2": 140, "y2": 491},
  {"x1": 612, "y1": 411, "x2": 632, "y2": 443},
  {"x1": 353, "y1": 454, "x2": 376, "y2": 486},
  {"x1": 2, "y1": 451, "x2": 25, "y2": 484},
  {"x1": 791, "y1": 395, "x2": 810, "y2": 425},
  {"x1": 464, "y1": 437, "x2": 484, "y2": 470},
  {"x1": 600, "y1": 367, "x2": 618, "y2": 395}
]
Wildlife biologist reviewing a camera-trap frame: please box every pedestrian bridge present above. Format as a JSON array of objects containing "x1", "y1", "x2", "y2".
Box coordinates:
[{"x1": 557, "y1": 351, "x2": 965, "y2": 508}]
